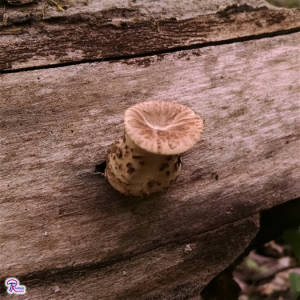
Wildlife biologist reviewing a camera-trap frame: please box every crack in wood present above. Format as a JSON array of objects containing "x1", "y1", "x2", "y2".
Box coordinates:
[
  {"x1": 1, "y1": 197, "x2": 299, "y2": 296},
  {"x1": 1, "y1": 26, "x2": 299, "y2": 74},
  {"x1": 94, "y1": 161, "x2": 106, "y2": 175},
  {"x1": 0, "y1": 212, "x2": 260, "y2": 294}
]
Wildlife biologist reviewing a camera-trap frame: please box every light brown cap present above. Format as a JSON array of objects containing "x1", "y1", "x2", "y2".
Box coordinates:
[{"x1": 124, "y1": 101, "x2": 203, "y2": 155}]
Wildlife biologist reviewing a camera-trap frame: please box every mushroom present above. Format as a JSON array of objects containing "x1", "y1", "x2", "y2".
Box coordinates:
[{"x1": 105, "y1": 101, "x2": 203, "y2": 196}]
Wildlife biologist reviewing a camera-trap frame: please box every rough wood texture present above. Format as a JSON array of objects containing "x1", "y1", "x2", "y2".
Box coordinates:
[
  {"x1": 1, "y1": 32, "x2": 299, "y2": 298},
  {"x1": 0, "y1": 0, "x2": 299, "y2": 70},
  {"x1": 0, "y1": 216, "x2": 259, "y2": 300}
]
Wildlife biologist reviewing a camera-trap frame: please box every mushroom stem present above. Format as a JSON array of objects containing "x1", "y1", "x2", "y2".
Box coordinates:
[{"x1": 105, "y1": 133, "x2": 181, "y2": 196}]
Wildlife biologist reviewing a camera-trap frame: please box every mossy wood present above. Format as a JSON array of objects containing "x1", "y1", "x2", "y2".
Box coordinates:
[{"x1": 0, "y1": 0, "x2": 299, "y2": 299}]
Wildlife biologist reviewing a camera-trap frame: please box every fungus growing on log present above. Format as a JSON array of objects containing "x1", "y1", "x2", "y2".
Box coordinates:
[{"x1": 105, "y1": 101, "x2": 203, "y2": 196}]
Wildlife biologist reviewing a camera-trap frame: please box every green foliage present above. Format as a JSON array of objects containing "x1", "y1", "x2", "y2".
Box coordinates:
[
  {"x1": 245, "y1": 258, "x2": 268, "y2": 273},
  {"x1": 289, "y1": 272, "x2": 300, "y2": 300},
  {"x1": 265, "y1": 0, "x2": 300, "y2": 8},
  {"x1": 282, "y1": 228, "x2": 300, "y2": 263}
]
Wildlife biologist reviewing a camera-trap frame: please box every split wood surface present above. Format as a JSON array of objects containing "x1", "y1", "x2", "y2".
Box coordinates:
[
  {"x1": 0, "y1": 0, "x2": 300, "y2": 299},
  {"x1": 0, "y1": 0, "x2": 300, "y2": 70}
]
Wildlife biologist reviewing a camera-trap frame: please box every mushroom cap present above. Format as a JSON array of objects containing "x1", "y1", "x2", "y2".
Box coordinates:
[{"x1": 124, "y1": 101, "x2": 203, "y2": 155}]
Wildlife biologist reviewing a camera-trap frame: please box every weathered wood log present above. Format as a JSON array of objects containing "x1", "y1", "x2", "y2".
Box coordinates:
[
  {"x1": 0, "y1": 216, "x2": 259, "y2": 299},
  {"x1": 0, "y1": 0, "x2": 299, "y2": 70},
  {"x1": 1, "y1": 31, "x2": 299, "y2": 298}
]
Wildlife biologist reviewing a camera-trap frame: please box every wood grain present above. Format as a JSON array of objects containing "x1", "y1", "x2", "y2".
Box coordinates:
[
  {"x1": 0, "y1": 215, "x2": 259, "y2": 300},
  {"x1": 1, "y1": 32, "x2": 300, "y2": 297},
  {"x1": 0, "y1": 0, "x2": 299, "y2": 70}
]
